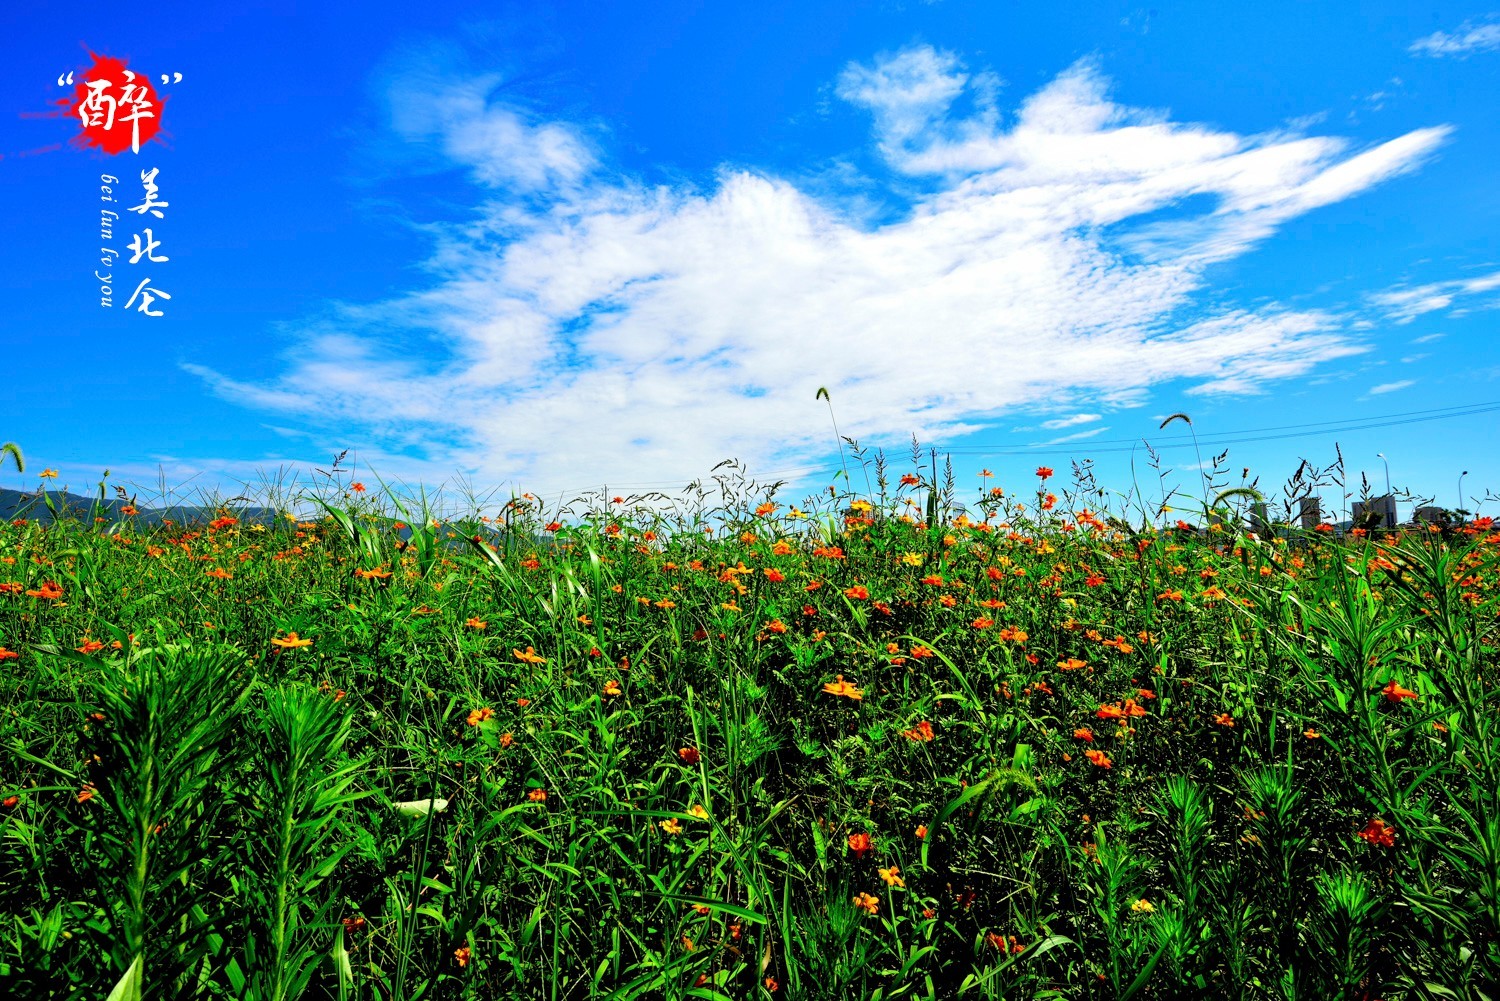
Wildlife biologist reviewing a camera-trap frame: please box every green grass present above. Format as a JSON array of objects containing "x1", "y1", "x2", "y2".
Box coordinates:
[{"x1": 1, "y1": 463, "x2": 1497, "y2": 1000}]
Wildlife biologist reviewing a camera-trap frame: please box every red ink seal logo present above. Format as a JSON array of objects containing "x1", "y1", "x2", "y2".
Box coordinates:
[{"x1": 61, "y1": 52, "x2": 166, "y2": 155}]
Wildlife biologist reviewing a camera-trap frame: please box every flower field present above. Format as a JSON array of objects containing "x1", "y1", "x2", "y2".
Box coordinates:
[{"x1": 2, "y1": 465, "x2": 1498, "y2": 1000}]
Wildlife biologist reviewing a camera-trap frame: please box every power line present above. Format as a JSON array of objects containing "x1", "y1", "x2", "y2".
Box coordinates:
[{"x1": 933, "y1": 400, "x2": 1500, "y2": 456}]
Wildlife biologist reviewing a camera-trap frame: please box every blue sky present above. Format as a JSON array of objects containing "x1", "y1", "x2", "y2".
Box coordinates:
[{"x1": 3, "y1": 1, "x2": 1498, "y2": 522}]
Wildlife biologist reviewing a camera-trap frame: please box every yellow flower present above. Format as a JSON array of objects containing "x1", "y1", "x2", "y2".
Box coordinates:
[
  {"x1": 660, "y1": 818, "x2": 683, "y2": 835},
  {"x1": 39, "y1": 469, "x2": 58, "y2": 479},
  {"x1": 688, "y1": 804, "x2": 709, "y2": 820},
  {"x1": 901, "y1": 552, "x2": 924, "y2": 567},
  {"x1": 270, "y1": 631, "x2": 313, "y2": 649},
  {"x1": 1131, "y1": 898, "x2": 1155, "y2": 914},
  {"x1": 602, "y1": 679, "x2": 623, "y2": 698},
  {"x1": 878, "y1": 866, "x2": 904, "y2": 888},
  {"x1": 513, "y1": 646, "x2": 547, "y2": 664},
  {"x1": 853, "y1": 892, "x2": 880, "y2": 915},
  {"x1": 822, "y1": 675, "x2": 864, "y2": 700},
  {"x1": 465, "y1": 617, "x2": 486, "y2": 629}
]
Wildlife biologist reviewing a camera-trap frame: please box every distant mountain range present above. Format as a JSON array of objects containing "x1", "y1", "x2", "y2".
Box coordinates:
[
  {"x1": 0, "y1": 487, "x2": 556, "y2": 550},
  {"x1": 0, "y1": 487, "x2": 278, "y2": 528}
]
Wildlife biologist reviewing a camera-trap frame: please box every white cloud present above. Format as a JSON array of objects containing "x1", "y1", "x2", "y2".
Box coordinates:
[
  {"x1": 186, "y1": 45, "x2": 1449, "y2": 499},
  {"x1": 1369, "y1": 380, "x2": 1415, "y2": 395},
  {"x1": 1040, "y1": 426, "x2": 1111, "y2": 445},
  {"x1": 1041, "y1": 413, "x2": 1102, "y2": 429},
  {"x1": 1410, "y1": 18, "x2": 1500, "y2": 57},
  {"x1": 1370, "y1": 270, "x2": 1500, "y2": 323}
]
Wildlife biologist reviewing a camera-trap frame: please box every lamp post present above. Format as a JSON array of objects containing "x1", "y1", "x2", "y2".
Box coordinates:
[
  {"x1": 1377, "y1": 453, "x2": 1392, "y2": 528},
  {"x1": 1459, "y1": 470, "x2": 1469, "y2": 516}
]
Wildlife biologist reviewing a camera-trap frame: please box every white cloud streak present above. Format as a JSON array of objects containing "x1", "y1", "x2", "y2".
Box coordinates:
[
  {"x1": 1410, "y1": 19, "x2": 1500, "y2": 57},
  {"x1": 186, "y1": 45, "x2": 1451, "y2": 499},
  {"x1": 1370, "y1": 270, "x2": 1500, "y2": 323}
]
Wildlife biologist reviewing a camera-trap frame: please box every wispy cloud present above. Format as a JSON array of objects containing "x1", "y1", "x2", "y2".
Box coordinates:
[
  {"x1": 185, "y1": 43, "x2": 1450, "y2": 498},
  {"x1": 1370, "y1": 270, "x2": 1500, "y2": 323},
  {"x1": 1041, "y1": 413, "x2": 1102, "y2": 430},
  {"x1": 1410, "y1": 17, "x2": 1500, "y2": 57},
  {"x1": 1369, "y1": 380, "x2": 1415, "y2": 395},
  {"x1": 1039, "y1": 426, "x2": 1111, "y2": 445}
]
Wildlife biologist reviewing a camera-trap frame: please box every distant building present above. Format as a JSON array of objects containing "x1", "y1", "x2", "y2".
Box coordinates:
[
  {"x1": 1249, "y1": 501, "x2": 1271, "y2": 534},
  {"x1": 1413, "y1": 505, "x2": 1447, "y2": 526},
  {"x1": 1352, "y1": 495, "x2": 1398, "y2": 530},
  {"x1": 1299, "y1": 497, "x2": 1321, "y2": 529}
]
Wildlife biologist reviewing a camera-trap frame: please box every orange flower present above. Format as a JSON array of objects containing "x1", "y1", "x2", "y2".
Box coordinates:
[
  {"x1": 1058, "y1": 657, "x2": 1087, "y2": 671},
  {"x1": 679, "y1": 746, "x2": 701, "y2": 765},
  {"x1": 513, "y1": 646, "x2": 547, "y2": 664},
  {"x1": 467, "y1": 707, "x2": 495, "y2": 726},
  {"x1": 271, "y1": 632, "x2": 313, "y2": 649},
  {"x1": 602, "y1": 679, "x2": 623, "y2": 698},
  {"x1": 77, "y1": 784, "x2": 97, "y2": 804},
  {"x1": 1357, "y1": 817, "x2": 1395, "y2": 847},
  {"x1": 1095, "y1": 699, "x2": 1147, "y2": 720},
  {"x1": 1085, "y1": 749, "x2": 1112, "y2": 768},
  {"x1": 822, "y1": 675, "x2": 864, "y2": 700},
  {"x1": 1304, "y1": 728, "x2": 1321, "y2": 739},
  {"x1": 844, "y1": 585, "x2": 869, "y2": 600},
  {"x1": 26, "y1": 581, "x2": 65, "y2": 600},
  {"x1": 1214, "y1": 713, "x2": 1235, "y2": 727},
  {"x1": 847, "y1": 832, "x2": 873, "y2": 857},
  {"x1": 527, "y1": 788, "x2": 548, "y2": 803},
  {"x1": 0, "y1": 648, "x2": 17, "y2": 660},
  {"x1": 500, "y1": 732, "x2": 514, "y2": 748},
  {"x1": 350, "y1": 482, "x2": 366, "y2": 493},
  {"x1": 76, "y1": 640, "x2": 105, "y2": 655},
  {"x1": 878, "y1": 865, "x2": 904, "y2": 887},
  {"x1": 902, "y1": 720, "x2": 935, "y2": 742},
  {"x1": 465, "y1": 617, "x2": 487, "y2": 629},
  {"x1": 1382, "y1": 680, "x2": 1418, "y2": 703},
  {"x1": 2, "y1": 795, "x2": 18, "y2": 808},
  {"x1": 853, "y1": 892, "x2": 880, "y2": 915},
  {"x1": 454, "y1": 946, "x2": 471, "y2": 967},
  {"x1": 1073, "y1": 728, "x2": 1094, "y2": 742},
  {"x1": 915, "y1": 824, "x2": 928, "y2": 840},
  {"x1": 1036, "y1": 467, "x2": 1053, "y2": 480}
]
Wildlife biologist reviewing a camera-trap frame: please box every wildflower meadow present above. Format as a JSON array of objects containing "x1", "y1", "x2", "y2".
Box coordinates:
[{"x1": 2, "y1": 446, "x2": 1498, "y2": 1001}]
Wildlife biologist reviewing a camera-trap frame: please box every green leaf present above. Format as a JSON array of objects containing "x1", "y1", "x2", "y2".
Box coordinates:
[
  {"x1": 392, "y1": 797, "x2": 449, "y2": 818},
  {"x1": 105, "y1": 955, "x2": 143, "y2": 1001}
]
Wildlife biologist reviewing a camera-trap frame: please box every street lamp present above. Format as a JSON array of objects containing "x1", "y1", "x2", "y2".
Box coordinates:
[
  {"x1": 1459, "y1": 471, "x2": 1469, "y2": 516},
  {"x1": 1377, "y1": 453, "x2": 1392, "y2": 528}
]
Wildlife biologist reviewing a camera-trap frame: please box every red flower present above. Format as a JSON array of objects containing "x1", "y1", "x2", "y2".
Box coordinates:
[
  {"x1": 1036, "y1": 467, "x2": 1054, "y2": 480},
  {"x1": 678, "y1": 747, "x2": 700, "y2": 765},
  {"x1": 1382, "y1": 680, "x2": 1418, "y2": 703},
  {"x1": 847, "y1": 832, "x2": 873, "y2": 858},
  {"x1": 1357, "y1": 817, "x2": 1396, "y2": 847}
]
